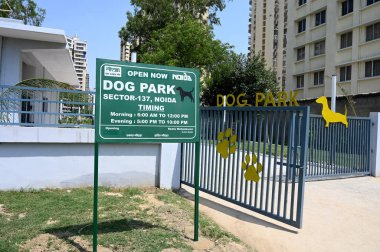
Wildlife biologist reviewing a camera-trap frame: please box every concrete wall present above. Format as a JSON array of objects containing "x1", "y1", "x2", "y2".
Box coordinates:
[
  {"x1": 0, "y1": 127, "x2": 181, "y2": 190},
  {"x1": 298, "y1": 92, "x2": 380, "y2": 117}
]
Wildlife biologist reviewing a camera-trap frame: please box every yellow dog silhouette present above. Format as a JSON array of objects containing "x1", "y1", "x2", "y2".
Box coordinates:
[{"x1": 316, "y1": 96, "x2": 348, "y2": 128}]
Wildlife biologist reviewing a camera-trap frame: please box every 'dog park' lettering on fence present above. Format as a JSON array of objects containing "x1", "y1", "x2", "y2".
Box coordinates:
[{"x1": 216, "y1": 91, "x2": 300, "y2": 107}]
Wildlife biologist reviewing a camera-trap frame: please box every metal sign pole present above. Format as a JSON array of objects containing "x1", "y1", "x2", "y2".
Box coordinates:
[
  {"x1": 194, "y1": 141, "x2": 200, "y2": 241},
  {"x1": 93, "y1": 142, "x2": 99, "y2": 252}
]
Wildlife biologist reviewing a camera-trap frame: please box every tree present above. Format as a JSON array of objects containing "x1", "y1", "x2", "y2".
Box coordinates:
[
  {"x1": 202, "y1": 53, "x2": 279, "y2": 106},
  {"x1": 0, "y1": 0, "x2": 46, "y2": 26},
  {"x1": 119, "y1": 0, "x2": 228, "y2": 57},
  {"x1": 140, "y1": 16, "x2": 230, "y2": 71}
]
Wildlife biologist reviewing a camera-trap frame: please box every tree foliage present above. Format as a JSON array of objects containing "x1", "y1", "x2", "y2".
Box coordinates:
[
  {"x1": 120, "y1": 0, "x2": 278, "y2": 106},
  {"x1": 0, "y1": 0, "x2": 45, "y2": 26},
  {"x1": 202, "y1": 53, "x2": 279, "y2": 106},
  {"x1": 140, "y1": 17, "x2": 229, "y2": 71},
  {"x1": 119, "y1": 0, "x2": 228, "y2": 55}
]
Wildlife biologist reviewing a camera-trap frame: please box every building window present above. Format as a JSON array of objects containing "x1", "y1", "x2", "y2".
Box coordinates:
[
  {"x1": 365, "y1": 60, "x2": 380, "y2": 77},
  {"x1": 297, "y1": 47, "x2": 305, "y2": 61},
  {"x1": 42, "y1": 97, "x2": 48, "y2": 113},
  {"x1": 296, "y1": 75, "x2": 304, "y2": 88},
  {"x1": 342, "y1": 0, "x2": 353, "y2": 16},
  {"x1": 367, "y1": 0, "x2": 380, "y2": 6},
  {"x1": 366, "y1": 22, "x2": 380, "y2": 42},
  {"x1": 314, "y1": 41, "x2": 325, "y2": 56},
  {"x1": 340, "y1": 66, "x2": 352, "y2": 82},
  {"x1": 298, "y1": 0, "x2": 307, "y2": 6},
  {"x1": 313, "y1": 71, "x2": 324, "y2": 85},
  {"x1": 298, "y1": 19, "x2": 306, "y2": 33},
  {"x1": 315, "y1": 10, "x2": 326, "y2": 26},
  {"x1": 340, "y1": 32, "x2": 353, "y2": 49}
]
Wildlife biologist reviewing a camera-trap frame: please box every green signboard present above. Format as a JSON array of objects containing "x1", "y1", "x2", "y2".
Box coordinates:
[
  {"x1": 95, "y1": 59, "x2": 200, "y2": 143},
  {"x1": 93, "y1": 59, "x2": 201, "y2": 251}
]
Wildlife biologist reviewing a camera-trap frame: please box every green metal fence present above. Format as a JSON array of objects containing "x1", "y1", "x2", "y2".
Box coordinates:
[
  {"x1": 181, "y1": 106, "x2": 310, "y2": 228},
  {"x1": 306, "y1": 115, "x2": 371, "y2": 179},
  {"x1": 0, "y1": 85, "x2": 95, "y2": 128}
]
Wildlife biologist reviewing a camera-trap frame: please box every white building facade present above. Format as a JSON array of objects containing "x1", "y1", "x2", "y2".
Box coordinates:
[
  {"x1": 66, "y1": 35, "x2": 89, "y2": 91},
  {"x1": 286, "y1": 0, "x2": 380, "y2": 99}
]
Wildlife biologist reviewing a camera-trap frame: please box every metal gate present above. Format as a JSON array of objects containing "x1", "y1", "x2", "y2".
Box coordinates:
[
  {"x1": 181, "y1": 106, "x2": 310, "y2": 228},
  {"x1": 306, "y1": 115, "x2": 371, "y2": 179}
]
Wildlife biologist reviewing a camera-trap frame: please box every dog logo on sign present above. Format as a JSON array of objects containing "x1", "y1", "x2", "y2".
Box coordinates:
[
  {"x1": 176, "y1": 87, "x2": 194, "y2": 102},
  {"x1": 316, "y1": 96, "x2": 348, "y2": 128}
]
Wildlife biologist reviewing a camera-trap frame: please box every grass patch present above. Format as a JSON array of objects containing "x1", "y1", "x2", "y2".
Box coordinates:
[{"x1": 0, "y1": 187, "x2": 247, "y2": 252}]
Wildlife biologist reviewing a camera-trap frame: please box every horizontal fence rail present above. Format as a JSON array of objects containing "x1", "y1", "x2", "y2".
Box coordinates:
[
  {"x1": 306, "y1": 115, "x2": 371, "y2": 179},
  {"x1": 0, "y1": 85, "x2": 95, "y2": 128},
  {"x1": 181, "y1": 106, "x2": 310, "y2": 228}
]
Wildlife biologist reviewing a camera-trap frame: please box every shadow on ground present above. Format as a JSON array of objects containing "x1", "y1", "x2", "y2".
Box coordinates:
[
  {"x1": 178, "y1": 188, "x2": 298, "y2": 234},
  {"x1": 44, "y1": 219, "x2": 167, "y2": 252}
]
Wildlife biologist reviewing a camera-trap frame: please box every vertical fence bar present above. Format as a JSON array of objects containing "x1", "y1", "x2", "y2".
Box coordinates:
[
  {"x1": 255, "y1": 112, "x2": 263, "y2": 208},
  {"x1": 217, "y1": 110, "x2": 222, "y2": 195},
  {"x1": 277, "y1": 111, "x2": 286, "y2": 216},
  {"x1": 239, "y1": 111, "x2": 246, "y2": 203},
  {"x1": 271, "y1": 111, "x2": 280, "y2": 214},
  {"x1": 265, "y1": 111, "x2": 274, "y2": 211},
  {"x1": 235, "y1": 111, "x2": 243, "y2": 201},
  {"x1": 210, "y1": 110, "x2": 216, "y2": 192},
  {"x1": 259, "y1": 111, "x2": 268, "y2": 209},
  {"x1": 229, "y1": 111, "x2": 236, "y2": 198},
  {"x1": 244, "y1": 111, "x2": 252, "y2": 204},
  {"x1": 226, "y1": 111, "x2": 233, "y2": 198},
  {"x1": 250, "y1": 111, "x2": 258, "y2": 207},
  {"x1": 296, "y1": 107, "x2": 309, "y2": 228},
  {"x1": 367, "y1": 120, "x2": 371, "y2": 173},
  {"x1": 283, "y1": 111, "x2": 294, "y2": 218},
  {"x1": 200, "y1": 111, "x2": 205, "y2": 188},
  {"x1": 290, "y1": 112, "x2": 300, "y2": 221}
]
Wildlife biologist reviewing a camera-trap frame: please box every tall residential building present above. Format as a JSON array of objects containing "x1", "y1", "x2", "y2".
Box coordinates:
[
  {"x1": 66, "y1": 35, "x2": 88, "y2": 91},
  {"x1": 249, "y1": 0, "x2": 288, "y2": 88},
  {"x1": 286, "y1": 0, "x2": 380, "y2": 100},
  {"x1": 120, "y1": 40, "x2": 132, "y2": 62}
]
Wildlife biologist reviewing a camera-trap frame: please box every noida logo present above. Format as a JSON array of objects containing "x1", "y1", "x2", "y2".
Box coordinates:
[
  {"x1": 104, "y1": 66, "x2": 122, "y2": 77},
  {"x1": 172, "y1": 73, "x2": 192, "y2": 81}
]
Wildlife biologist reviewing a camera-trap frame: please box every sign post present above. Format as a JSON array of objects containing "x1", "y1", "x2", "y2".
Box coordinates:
[
  {"x1": 93, "y1": 142, "x2": 99, "y2": 251},
  {"x1": 93, "y1": 59, "x2": 200, "y2": 251}
]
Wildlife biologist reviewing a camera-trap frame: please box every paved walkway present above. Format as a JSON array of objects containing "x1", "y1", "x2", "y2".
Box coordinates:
[{"x1": 180, "y1": 177, "x2": 380, "y2": 252}]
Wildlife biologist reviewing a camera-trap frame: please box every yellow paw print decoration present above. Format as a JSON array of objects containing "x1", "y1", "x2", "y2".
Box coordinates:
[
  {"x1": 242, "y1": 154, "x2": 263, "y2": 182},
  {"x1": 216, "y1": 128, "x2": 237, "y2": 159}
]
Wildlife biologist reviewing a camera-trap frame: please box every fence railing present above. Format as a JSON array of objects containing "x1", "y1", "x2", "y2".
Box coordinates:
[
  {"x1": 306, "y1": 115, "x2": 371, "y2": 179},
  {"x1": 0, "y1": 85, "x2": 95, "y2": 128},
  {"x1": 181, "y1": 106, "x2": 310, "y2": 228}
]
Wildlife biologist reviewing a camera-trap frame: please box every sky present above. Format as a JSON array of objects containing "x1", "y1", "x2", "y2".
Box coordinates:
[{"x1": 34, "y1": 0, "x2": 249, "y2": 90}]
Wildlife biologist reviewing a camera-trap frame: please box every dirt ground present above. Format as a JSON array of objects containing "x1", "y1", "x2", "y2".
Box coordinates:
[{"x1": 181, "y1": 177, "x2": 380, "y2": 252}]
